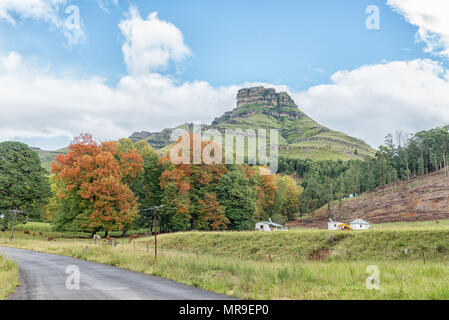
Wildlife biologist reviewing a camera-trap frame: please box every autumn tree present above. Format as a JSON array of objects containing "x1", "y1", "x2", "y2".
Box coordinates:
[
  {"x1": 51, "y1": 134, "x2": 143, "y2": 235},
  {"x1": 117, "y1": 139, "x2": 163, "y2": 230},
  {"x1": 198, "y1": 193, "x2": 229, "y2": 230},
  {"x1": 158, "y1": 133, "x2": 228, "y2": 231}
]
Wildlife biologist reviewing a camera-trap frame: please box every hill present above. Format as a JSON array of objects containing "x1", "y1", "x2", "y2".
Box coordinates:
[
  {"x1": 289, "y1": 171, "x2": 449, "y2": 229},
  {"x1": 33, "y1": 147, "x2": 68, "y2": 172},
  {"x1": 130, "y1": 86, "x2": 375, "y2": 160}
]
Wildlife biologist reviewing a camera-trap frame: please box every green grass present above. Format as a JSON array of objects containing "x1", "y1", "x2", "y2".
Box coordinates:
[
  {"x1": 153, "y1": 228, "x2": 449, "y2": 263},
  {"x1": 0, "y1": 255, "x2": 19, "y2": 300},
  {"x1": 3, "y1": 220, "x2": 449, "y2": 299},
  {"x1": 371, "y1": 219, "x2": 449, "y2": 231}
]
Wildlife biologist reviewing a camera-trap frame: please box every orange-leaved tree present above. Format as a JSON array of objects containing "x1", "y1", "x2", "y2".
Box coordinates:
[
  {"x1": 158, "y1": 132, "x2": 228, "y2": 231},
  {"x1": 51, "y1": 134, "x2": 143, "y2": 235}
]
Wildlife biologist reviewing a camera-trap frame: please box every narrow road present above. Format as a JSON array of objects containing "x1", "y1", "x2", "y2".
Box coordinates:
[{"x1": 0, "y1": 247, "x2": 233, "y2": 300}]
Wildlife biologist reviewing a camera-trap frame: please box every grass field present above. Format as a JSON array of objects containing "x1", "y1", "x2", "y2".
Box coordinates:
[
  {"x1": 2, "y1": 221, "x2": 449, "y2": 299},
  {"x1": 0, "y1": 255, "x2": 19, "y2": 300},
  {"x1": 13, "y1": 221, "x2": 149, "y2": 238}
]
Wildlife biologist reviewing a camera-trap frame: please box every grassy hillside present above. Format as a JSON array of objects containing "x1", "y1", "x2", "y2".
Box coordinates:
[
  {"x1": 131, "y1": 112, "x2": 375, "y2": 161},
  {"x1": 36, "y1": 147, "x2": 68, "y2": 172},
  {"x1": 154, "y1": 226, "x2": 449, "y2": 263},
  {"x1": 129, "y1": 87, "x2": 376, "y2": 161},
  {"x1": 212, "y1": 112, "x2": 374, "y2": 160}
]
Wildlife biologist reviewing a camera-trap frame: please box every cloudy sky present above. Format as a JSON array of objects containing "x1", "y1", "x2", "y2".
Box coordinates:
[{"x1": 0, "y1": 0, "x2": 449, "y2": 150}]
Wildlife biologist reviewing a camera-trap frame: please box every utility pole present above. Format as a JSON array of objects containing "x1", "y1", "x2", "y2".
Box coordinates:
[
  {"x1": 153, "y1": 206, "x2": 157, "y2": 258},
  {"x1": 9, "y1": 209, "x2": 23, "y2": 243},
  {"x1": 140, "y1": 205, "x2": 164, "y2": 259}
]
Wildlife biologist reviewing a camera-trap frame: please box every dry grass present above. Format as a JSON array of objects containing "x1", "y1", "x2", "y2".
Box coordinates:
[
  {"x1": 0, "y1": 254, "x2": 19, "y2": 300},
  {"x1": 3, "y1": 224, "x2": 449, "y2": 299}
]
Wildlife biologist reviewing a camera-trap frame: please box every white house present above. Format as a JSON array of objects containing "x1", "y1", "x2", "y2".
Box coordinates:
[
  {"x1": 255, "y1": 218, "x2": 288, "y2": 232},
  {"x1": 350, "y1": 218, "x2": 371, "y2": 230},
  {"x1": 328, "y1": 218, "x2": 344, "y2": 230}
]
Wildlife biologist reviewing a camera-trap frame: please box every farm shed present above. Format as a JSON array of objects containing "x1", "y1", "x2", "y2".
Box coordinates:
[
  {"x1": 255, "y1": 218, "x2": 288, "y2": 232},
  {"x1": 350, "y1": 218, "x2": 371, "y2": 230},
  {"x1": 328, "y1": 219, "x2": 344, "y2": 230}
]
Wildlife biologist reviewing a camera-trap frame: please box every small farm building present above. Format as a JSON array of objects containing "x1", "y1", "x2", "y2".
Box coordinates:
[
  {"x1": 255, "y1": 218, "x2": 288, "y2": 232},
  {"x1": 350, "y1": 218, "x2": 371, "y2": 230}
]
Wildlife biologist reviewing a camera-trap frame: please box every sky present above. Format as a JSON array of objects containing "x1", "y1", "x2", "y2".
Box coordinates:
[{"x1": 1, "y1": 0, "x2": 449, "y2": 150}]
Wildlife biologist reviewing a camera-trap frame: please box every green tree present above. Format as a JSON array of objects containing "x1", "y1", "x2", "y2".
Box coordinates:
[
  {"x1": 216, "y1": 168, "x2": 257, "y2": 230},
  {"x1": 0, "y1": 142, "x2": 51, "y2": 230},
  {"x1": 118, "y1": 139, "x2": 163, "y2": 230}
]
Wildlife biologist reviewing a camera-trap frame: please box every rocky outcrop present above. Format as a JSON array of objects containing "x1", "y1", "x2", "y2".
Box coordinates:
[
  {"x1": 129, "y1": 131, "x2": 152, "y2": 142},
  {"x1": 236, "y1": 86, "x2": 296, "y2": 109}
]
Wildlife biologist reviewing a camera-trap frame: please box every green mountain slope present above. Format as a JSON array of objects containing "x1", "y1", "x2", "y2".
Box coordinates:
[
  {"x1": 34, "y1": 147, "x2": 68, "y2": 172},
  {"x1": 130, "y1": 86, "x2": 375, "y2": 160}
]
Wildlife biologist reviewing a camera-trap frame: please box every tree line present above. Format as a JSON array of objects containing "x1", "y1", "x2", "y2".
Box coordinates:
[
  {"x1": 2, "y1": 125, "x2": 447, "y2": 233},
  {"x1": 0, "y1": 133, "x2": 303, "y2": 235},
  {"x1": 278, "y1": 125, "x2": 449, "y2": 215}
]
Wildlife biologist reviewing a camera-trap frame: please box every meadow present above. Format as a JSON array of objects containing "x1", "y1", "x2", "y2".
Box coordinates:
[{"x1": 2, "y1": 220, "x2": 449, "y2": 299}]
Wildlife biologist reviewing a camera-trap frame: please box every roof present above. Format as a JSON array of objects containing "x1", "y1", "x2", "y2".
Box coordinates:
[
  {"x1": 350, "y1": 219, "x2": 370, "y2": 225},
  {"x1": 256, "y1": 219, "x2": 286, "y2": 228}
]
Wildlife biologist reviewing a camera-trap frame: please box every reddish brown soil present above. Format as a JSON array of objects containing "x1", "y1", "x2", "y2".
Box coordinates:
[{"x1": 288, "y1": 171, "x2": 449, "y2": 229}]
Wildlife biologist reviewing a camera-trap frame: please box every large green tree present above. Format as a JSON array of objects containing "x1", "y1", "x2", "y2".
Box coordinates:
[
  {"x1": 0, "y1": 142, "x2": 51, "y2": 230},
  {"x1": 216, "y1": 168, "x2": 257, "y2": 230}
]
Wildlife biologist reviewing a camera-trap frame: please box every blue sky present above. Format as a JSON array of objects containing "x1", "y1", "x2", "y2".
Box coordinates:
[
  {"x1": 1, "y1": 0, "x2": 449, "y2": 150},
  {"x1": 1, "y1": 0, "x2": 432, "y2": 88}
]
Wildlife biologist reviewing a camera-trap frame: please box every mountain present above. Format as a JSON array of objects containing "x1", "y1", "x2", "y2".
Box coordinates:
[
  {"x1": 34, "y1": 147, "x2": 68, "y2": 172},
  {"x1": 130, "y1": 86, "x2": 375, "y2": 160}
]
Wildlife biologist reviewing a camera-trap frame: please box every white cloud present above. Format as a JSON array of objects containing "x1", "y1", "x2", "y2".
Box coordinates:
[
  {"x1": 0, "y1": 51, "x2": 238, "y2": 146},
  {"x1": 3, "y1": 5, "x2": 449, "y2": 151},
  {"x1": 293, "y1": 59, "x2": 449, "y2": 147},
  {"x1": 3, "y1": 52, "x2": 449, "y2": 151},
  {"x1": 0, "y1": 0, "x2": 85, "y2": 46},
  {"x1": 118, "y1": 7, "x2": 191, "y2": 74},
  {"x1": 388, "y1": 0, "x2": 449, "y2": 58},
  {"x1": 96, "y1": 0, "x2": 119, "y2": 13},
  {"x1": 0, "y1": 51, "x2": 22, "y2": 71}
]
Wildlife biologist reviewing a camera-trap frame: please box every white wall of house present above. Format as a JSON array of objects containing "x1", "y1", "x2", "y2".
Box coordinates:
[
  {"x1": 255, "y1": 222, "x2": 288, "y2": 231},
  {"x1": 255, "y1": 222, "x2": 271, "y2": 231},
  {"x1": 350, "y1": 223, "x2": 370, "y2": 230},
  {"x1": 328, "y1": 222, "x2": 341, "y2": 230}
]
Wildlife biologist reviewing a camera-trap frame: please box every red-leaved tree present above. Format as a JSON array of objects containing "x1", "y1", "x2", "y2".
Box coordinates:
[{"x1": 51, "y1": 134, "x2": 143, "y2": 235}]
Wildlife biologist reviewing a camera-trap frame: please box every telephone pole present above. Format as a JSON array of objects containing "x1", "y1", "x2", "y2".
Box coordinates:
[
  {"x1": 140, "y1": 205, "x2": 164, "y2": 259},
  {"x1": 9, "y1": 209, "x2": 23, "y2": 243}
]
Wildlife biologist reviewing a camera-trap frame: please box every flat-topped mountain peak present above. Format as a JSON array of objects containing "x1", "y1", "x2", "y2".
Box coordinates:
[
  {"x1": 128, "y1": 85, "x2": 375, "y2": 161},
  {"x1": 237, "y1": 86, "x2": 296, "y2": 109}
]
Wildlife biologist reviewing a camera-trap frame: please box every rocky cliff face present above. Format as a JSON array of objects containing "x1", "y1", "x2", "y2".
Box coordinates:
[
  {"x1": 213, "y1": 86, "x2": 303, "y2": 122},
  {"x1": 236, "y1": 86, "x2": 296, "y2": 109}
]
